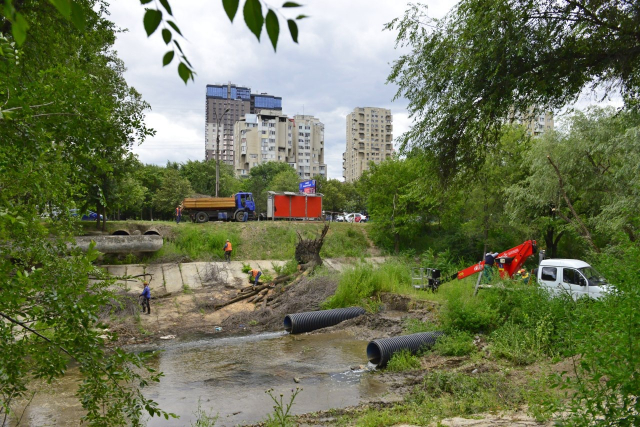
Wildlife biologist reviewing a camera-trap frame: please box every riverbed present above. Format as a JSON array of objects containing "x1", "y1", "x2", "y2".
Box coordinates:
[{"x1": 16, "y1": 331, "x2": 386, "y2": 426}]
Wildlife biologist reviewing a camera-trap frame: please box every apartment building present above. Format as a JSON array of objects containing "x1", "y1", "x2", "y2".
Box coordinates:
[
  {"x1": 205, "y1": 83, "x2": 282, "y2": 165},
  {"x1": 342, "y1": 107, "x2": 394, "y2": 182},
  {"x1": 234, "y1": 111, "x2": 326, "y2": 179},
  {"x1": 510, "y1": 108, "x2": 554, "y2": 136}
]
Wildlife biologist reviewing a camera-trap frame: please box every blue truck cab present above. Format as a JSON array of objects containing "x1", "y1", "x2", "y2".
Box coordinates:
[{"x1": 236, "y1": 192, "x2": 255, "y2": 214}]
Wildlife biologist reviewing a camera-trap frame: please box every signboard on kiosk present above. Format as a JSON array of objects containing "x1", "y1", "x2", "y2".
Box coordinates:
[{"x1": 299, "y1": 180, "x2": 316, "y2": 194}]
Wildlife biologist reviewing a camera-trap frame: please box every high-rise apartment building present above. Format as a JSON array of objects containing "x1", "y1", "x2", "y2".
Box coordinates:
[
  {"x1": 508, "y1": 107, "x2": 554, "y2": 136},
  {"x1": 343, "y1": 107, "x2": 393, "y2": 182},
  {"x1": 205, "y1": 83, "x2": 282, "y2": 165},
  {"x1": 234, "y1": 111, "x2": 326, "y2": 179}
]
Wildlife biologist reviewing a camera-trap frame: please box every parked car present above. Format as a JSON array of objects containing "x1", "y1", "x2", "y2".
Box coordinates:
[
  {"x1": 70, "y1": 209, "x2": 103, "y2": 221},
  {"x1": 345, "y1": 213, "x2": 366, "y2": 223},
  {"x1": 335, "y1": 214, "x2": 346, "y2": 222}
]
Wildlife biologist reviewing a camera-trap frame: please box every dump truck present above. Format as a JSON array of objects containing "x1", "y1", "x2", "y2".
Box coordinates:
[
  {"x1": 182, "y1": 192, "x2": 255, "y2": 223},
  {"x1": 266, "y1": 191, "x2": 323, "y2": 220}
]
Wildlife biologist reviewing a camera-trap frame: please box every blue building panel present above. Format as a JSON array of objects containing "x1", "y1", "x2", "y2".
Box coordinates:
[
  {"x1": 254, "y1": 95, "x2": 282, "y2": 109},
  {"x1": 206, "y1": 86, "x2": 226, "y2": 98}
]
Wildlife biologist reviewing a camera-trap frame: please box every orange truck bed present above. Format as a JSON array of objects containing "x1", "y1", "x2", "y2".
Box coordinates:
[{"x1": 182, "y1": 197, "x2": 236, "y2": 210}]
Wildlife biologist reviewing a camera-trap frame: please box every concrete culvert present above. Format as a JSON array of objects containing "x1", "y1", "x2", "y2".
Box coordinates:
[
  {"x1": 367, "y1": 331, "x2": 445, "y2": 368},
  {"x1": 143, "y1": 228, "x2": 161, "y2": 236},
  {"x1": 112, "y1": 229, "x2": 131, "y2": 236},
  {"x1": 284, "y1": 307, "x2": 366, "y2": 334}
]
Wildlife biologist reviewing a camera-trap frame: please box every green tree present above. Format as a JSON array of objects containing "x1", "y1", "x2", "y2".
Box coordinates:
[
  {"x1": 269, "y1": 168, "x2": 300, "y2": 192},
  {"x1": 179, "y1": 160, "x2": 240, "y2": 197},
  {"x1": 314, "y1": 175, "x2": 347, "y2": 215},
  {"x1": 387, "y1": 0, "x2": 640, "y2": 175},
  {"x1": 246, "y1": 162, "x2": 295, "y2": 213},
  {"x1": 153, "y1": 168, "x2": 193, "y2": 218},
  {"x1": 0, "y1": 1, "x2": 172, "y2": 423}
]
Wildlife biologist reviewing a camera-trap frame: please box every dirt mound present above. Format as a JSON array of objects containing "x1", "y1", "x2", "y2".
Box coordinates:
[{"x1": 220, "y1": 274, "x2": 339, "y2": 332}]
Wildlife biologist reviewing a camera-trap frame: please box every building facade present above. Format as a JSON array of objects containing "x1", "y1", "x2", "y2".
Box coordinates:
[
  {"x1": 510, "y1": 108, "x2": 554, "y2": 136},
  {"x1": 234, "y1": 111, "x2": 326, "y2": 179},
  {"x1": 205, "y1": 83, "x2": 282, "y2": 165},
  {"x1": 342, "y1": 107, "x2": 394, "y2": 182}
]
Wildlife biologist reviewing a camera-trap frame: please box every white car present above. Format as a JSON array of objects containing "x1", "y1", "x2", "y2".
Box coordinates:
[
  {"x1": 537, "y1": 259, "x2": 612, "y2": 300},
  {"x1": 345, "y1": 213, "x2": 366, "y2": 223}
]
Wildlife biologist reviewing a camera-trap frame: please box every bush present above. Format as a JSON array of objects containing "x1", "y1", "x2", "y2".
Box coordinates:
[
  {"x1": 322, "y1": 260, "x2": 411, "y2": 309},
  {"x1": 432, "y1": 330, "x2": 476, "y2": 356},
  {"x1": 386, "y1": 349, "x2": 421, "y2": 372},
  {"x1": 441, "y1": 286, "x2": 500, "y2": 333},
  {"x1": 403, "y1": 318, "x2": 436, "y2": 334}
]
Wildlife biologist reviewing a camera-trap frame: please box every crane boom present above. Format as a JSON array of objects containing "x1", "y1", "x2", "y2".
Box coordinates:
[{"x1": 454, "y1": 240, "x2": 537, "y2": 281}]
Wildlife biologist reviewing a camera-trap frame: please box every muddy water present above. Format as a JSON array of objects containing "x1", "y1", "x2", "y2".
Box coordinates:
[{"x1": 16, "y1": 331, "x2": 385, "y2": 426}]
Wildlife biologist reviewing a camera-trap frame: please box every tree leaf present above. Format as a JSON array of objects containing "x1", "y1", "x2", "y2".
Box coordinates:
[
  {"x1": 49, "y1": 0, "x2": 72, "y2": 18},
  {"x1": 139, "y1": 0, "x2": 153, "y2": 4},
  {"x1": 166, "y1": 20, "x2": 182, "y2": 36},
  {"x1": 282, "y1": 2, "x2": 302, "y2": 7},
  {"x1": 296, "y1": 14, "x2": 309, "y2": 20},
  {"x1": 178, "y1": 62, "x2": 191, "y2": 84},
  {"x1": 162, "y1": 50, "x2": 175, "y2": 66},
  {"x1": 11, "y1": 13, "x2": 29, "y2": 46},
  {"x1": 287, "y1": 19, "x2": 298, "y2": 43},
  {"x1": 143, "y1": 9, "x2": 163, "y2": 36},
  {"x1": 162, "y1": 28, "x2": 172, "y2": 44},
  {"x1": 222, "y1": 0, "x2": 240, "y2": 22},
  {"x1": 70, "y1": 1, "x2": 86, "y2": 31},
  {"x1": 265, "y1": 9, "x2": 279, "y2": 51},
  {"x1": 173, "y1": 39, "x2": 183, "y2": 54},
  {"x1": 159, "y1": 0, "x2": 172, "y2": 16},
  {"x1": 243, "y1": 0, "x2": 264, "y2": 41}
]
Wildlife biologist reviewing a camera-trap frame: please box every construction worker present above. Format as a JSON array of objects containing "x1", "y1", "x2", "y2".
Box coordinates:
[
  {"x1": 482, "y1": 251, "x2": 499, "y2": 283},
  {"x1": 175, "y1": 205, "x2": 182, "y2": 224},
  {"x1": 250, "y1": 268, "x2": 262, "y2": 287},
  {"x1": 140, "y1": 281, "x2": 151, "y2": 315},
  {"x1": 223, "y1": 239, "x2": 232, "y2": 263},
  {"x1": 517, "y1": 268, "x2": 530, "y2": 284}
]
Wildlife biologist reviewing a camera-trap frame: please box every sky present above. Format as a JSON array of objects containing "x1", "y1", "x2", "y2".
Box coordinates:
[{"x1": 107, "y1": 0, "x2": 459, "y2": 180}]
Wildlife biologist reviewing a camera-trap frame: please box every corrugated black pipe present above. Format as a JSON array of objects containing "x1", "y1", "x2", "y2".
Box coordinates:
[
  {"x1": 284, "y1": 307, "x2": 366, "y2": 334},
  {"x1": 367, "y1": 331, "x2": 445, "y2": 368}
]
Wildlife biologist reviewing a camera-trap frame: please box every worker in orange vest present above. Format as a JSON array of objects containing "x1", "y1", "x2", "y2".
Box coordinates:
[
  {"x1": 223, "y1": 239, "x2": 232, "y2": 263},
  {"x1": 250, "y1": 268, "x2": 262, "y2": 287}
]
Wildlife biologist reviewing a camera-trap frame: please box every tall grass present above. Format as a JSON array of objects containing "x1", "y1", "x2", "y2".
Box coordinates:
[
  {"x1": 171, "y1": 225, "x2": 240, "y2": 261},
  {"x1": 322, "y1": 260, "x2": 412, "y2": 309}
]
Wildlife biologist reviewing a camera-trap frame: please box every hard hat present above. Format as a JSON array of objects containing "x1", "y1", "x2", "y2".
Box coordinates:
[
  {"x1": 143, "y1": 281, "x2": 149, "y2": 285},
  {"x1": 226, "y1": 239, "x2": 230, "y2": 242},
  {"x1": 519, "y1": 269, "x2": 525, "y2": 273}
]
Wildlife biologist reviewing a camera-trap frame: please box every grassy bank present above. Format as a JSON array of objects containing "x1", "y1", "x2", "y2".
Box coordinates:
[{"x1": 78, "y1": 220, "x2": 373, "y2": 263}]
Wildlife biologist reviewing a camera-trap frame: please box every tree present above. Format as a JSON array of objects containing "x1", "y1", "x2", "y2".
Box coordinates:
[
  {"x1": 314, "y1": 176, "x2": 348, "y2": 215},
  {"x1": 0, "y1": 1, "x2": 172, "y2": 423},
  {"x1": 246, "y1": 162, "x2": 296, "y2": 213},
  {"x1": 269, "y1": 168, "x2": 300, "y2": 192},
  {"x1": 507, "y1": 107, "x2": 640, "y2": 253},
  {"x1": 387, "y1": 0, "x2": 640, "y2": 175},
  {"x1": 153, "y1": 168, "x2": 193, "y2": 218},
  {"x1": 179, "y1": 160, "x2": 240, "y2": 197}
]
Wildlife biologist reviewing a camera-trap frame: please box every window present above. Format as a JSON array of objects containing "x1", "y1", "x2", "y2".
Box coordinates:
[
  {"x1": 563, "y1": 268, "x2": 582, "y2": 285},
  {"x1": 541, "y1": 267, "x2": 557, "y2": 281}
]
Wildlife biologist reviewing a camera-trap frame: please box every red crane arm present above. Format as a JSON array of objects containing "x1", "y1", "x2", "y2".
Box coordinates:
[{"x1": 453, "y1": 240, "x2": 537, "y2": 280}]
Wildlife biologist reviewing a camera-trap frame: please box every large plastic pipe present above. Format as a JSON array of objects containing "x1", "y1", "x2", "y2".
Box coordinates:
[
  {"x1": 284, "y1": 307, "x2": 366, "y2": 334},
  {"x1": 367, "y1": 331, "x2": 444, "y2": 368}
]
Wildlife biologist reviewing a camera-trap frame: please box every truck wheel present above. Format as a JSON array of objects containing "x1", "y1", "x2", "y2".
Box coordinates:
[
  {"x1": 195, "y1": 212, "x2": 208, "y2": 223},
  {"x1": 235, "y1": 211, "x2": 244, "y2": 222}
]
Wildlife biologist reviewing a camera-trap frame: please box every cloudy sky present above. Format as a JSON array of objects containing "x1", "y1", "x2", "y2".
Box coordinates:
[{"x1": 108, "y1": 0, "x2": 459, "y2": 179}]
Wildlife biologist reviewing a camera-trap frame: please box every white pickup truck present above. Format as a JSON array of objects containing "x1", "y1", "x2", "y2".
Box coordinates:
[{"x1": 537, "y1": 259, "x2": 611, "y2": 300}]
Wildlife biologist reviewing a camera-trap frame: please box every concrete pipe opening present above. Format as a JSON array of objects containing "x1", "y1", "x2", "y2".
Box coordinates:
[
  {"x1": 112, "y1": 229, "x2": 130, "y2": 236},
  {"x1": 143, "y1": 228, "x2": 161, "y2": 236}
]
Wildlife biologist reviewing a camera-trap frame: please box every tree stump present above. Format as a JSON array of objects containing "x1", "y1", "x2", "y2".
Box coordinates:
[{"x1": 295, "y1": 224, "x2": 329, "y2": 270}]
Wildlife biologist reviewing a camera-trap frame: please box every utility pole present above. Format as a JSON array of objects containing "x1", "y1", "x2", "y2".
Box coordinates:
[{"x1": 214, "y1": 107, "x2": 230, "y2": 197}]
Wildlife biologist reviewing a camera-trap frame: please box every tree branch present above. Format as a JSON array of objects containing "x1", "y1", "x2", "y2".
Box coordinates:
[{"x1": 547, "y1": 155, "x2": 600, "y2": 252}]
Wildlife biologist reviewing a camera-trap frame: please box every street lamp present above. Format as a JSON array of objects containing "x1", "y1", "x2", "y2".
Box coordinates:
[{"x1": 214, "y1": 107, "x2": 230, "y2": 197}]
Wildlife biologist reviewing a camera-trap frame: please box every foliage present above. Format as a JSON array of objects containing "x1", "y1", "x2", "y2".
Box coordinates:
[
  {"x1": 387, "y1": 0, "x2": 640, "y2": 174},
  {"x1": 0, "y1": 0, "x2": 172, "y2": 423},
  {"x1": 403, "y1": 318, "x2": 436, "y2": 334},
  {"x1": 246, "y1": 162, "x2": 296, "y2": 214},
  {"x1": 179, "y1": 160, "x2": 240, "y2": 198},
  {"x1": 153, "y1": 168, "x2": 194, "y2": 218},
  {"x1": 263, "y1": 387, "x2": 302, "y2": 427},
  {"x1": 169, "y1": 224, "x2": 240, "y2": 261},
  {"x1": 432, "y1": 330, "x2": 476, "y2": 357},
  {"x1": 441, "y1": 286, "x2": 500, "y2": 333},
  {"x1": 272, "y1": 258, "x2": 299, "y2": 276},
  {"x1": 386, "y1": 349, "x2": 421, "y2": 372},
  {"x1": 553, "y1": 244, "x2": 640, "y2": 425},
  {"x1": 322, "y1": 260, "x2": 411, "y2": 310},
  {"x1": 190, "y1": 398, "x2": 219, "y2": 426}
]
